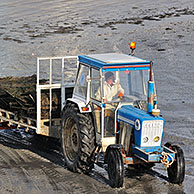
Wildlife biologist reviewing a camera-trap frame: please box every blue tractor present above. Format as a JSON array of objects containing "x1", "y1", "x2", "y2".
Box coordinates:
[{"x1": 61, "y1": 42, "x2": 185, "y2": 187}]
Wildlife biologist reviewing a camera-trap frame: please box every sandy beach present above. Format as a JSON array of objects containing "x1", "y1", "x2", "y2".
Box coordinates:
[{"x1": 0, "y1": 0, "x2": 194, "y2": 193}]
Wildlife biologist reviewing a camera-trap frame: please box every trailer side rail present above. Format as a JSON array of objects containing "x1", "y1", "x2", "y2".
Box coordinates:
[{"x1": 0, "y1": 108, "x2": 37, "y2": 130}]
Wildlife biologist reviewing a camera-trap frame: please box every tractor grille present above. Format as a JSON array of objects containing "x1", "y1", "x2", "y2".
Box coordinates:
[{"x1": 141, "y1": 120, "x2": 164, "y2": 147}]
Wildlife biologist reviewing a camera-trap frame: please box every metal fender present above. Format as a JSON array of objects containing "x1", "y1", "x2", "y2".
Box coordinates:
[{"x1": 65, "y1": 98, "x2": 92, "y2": 113}]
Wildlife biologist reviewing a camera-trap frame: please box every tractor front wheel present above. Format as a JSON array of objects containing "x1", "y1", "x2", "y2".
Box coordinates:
[
  {"x1": 167, "y1": 145, "x2": 185, "y2": 184},
  {"x1": 107, "y1": 148, "x2": 124, "y2": 188}
]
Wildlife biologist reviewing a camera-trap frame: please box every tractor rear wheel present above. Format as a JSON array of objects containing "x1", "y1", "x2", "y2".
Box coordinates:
[
  {"x1": 107, "y1": 148, "x2": 124, "y2": 188},
  {"x1": 61, "y1": 103, "x2": 95, "y2": 173},
  {"x1": 167, "y1": 145, "x2": 185, "y2": 184}
]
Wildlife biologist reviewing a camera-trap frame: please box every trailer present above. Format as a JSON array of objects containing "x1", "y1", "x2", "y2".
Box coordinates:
[
  {"x1": 0, "y1": 56, "x2": 76, "y2": 138},
  {"x1": 0, "y1": 43, "x2": 185, "y2": 187}
]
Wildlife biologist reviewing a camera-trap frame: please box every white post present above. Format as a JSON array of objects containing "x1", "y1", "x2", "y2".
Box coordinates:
[
  {"x1": 49, "y1": 58, "x2": 52, "y2": 129},
  {"x1": 61, "y1": 57, "x2": 65, "y2": 110},
  {"x1": 37, "y1": 58, "x2": 41, "y2": 133},
  {"x1": 101, "y1": 106, "x2": 104, "y2": 139}
]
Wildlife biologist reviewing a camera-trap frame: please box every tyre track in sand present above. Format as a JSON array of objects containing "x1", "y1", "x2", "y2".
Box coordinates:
[{"x1": 0, "y1": 134, "x2": 114, "y2": 194}]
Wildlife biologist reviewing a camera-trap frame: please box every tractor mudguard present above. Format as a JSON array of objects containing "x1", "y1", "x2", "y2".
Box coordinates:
[{"x1": 65, "y1": 98, "x2": 91, "y2": 113}]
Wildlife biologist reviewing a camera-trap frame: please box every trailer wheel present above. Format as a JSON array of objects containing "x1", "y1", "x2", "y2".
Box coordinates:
[
  {"x1": 167, "y1": 145, "x2": 185, "y2": 184},
  {"x1": 61, "y1": 103, "x2": 95, "y2": 173},
  {"x1": 107, "y1": 148, "x2": 124, "y2": 188}
]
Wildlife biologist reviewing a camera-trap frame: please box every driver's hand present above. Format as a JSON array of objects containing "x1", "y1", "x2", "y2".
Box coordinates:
[{"x1": 118, "y1": 92, "x2": 124, "y2": 98}]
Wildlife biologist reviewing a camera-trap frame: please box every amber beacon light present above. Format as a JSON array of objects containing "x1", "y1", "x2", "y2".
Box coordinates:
[
  {"x1": 130, "y1": 41, "x2": 136, "y2": 49},
  {"x1": 130, "y1": 41, "x2": 136, "y2": 55}
]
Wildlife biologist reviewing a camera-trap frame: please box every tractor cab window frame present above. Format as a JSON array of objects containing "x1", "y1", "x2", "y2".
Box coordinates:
[
  {"x1": 90, "y1": 68, "x2": 102, "y2": 136},
  {"x1": 73, "y1": 63, "x2": 89, "y2": 100},
  {"x1": 90, "y1": 68, "x2": 102, "y2": 102}
]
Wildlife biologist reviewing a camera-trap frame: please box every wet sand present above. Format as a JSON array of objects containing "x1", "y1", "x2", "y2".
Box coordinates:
[{"x1": 0, "y1": 0, "x2": 194, "y2": 193}]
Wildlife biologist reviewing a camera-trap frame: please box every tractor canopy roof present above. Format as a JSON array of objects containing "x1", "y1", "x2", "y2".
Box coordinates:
[{"x1": 78, "y1": 53, "x2": 151, "y2": 72}]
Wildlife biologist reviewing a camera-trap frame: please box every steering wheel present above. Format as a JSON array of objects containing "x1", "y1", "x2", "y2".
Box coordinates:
[{"x1": 133, "y1": 100, "x2": 147, "y2": 111}]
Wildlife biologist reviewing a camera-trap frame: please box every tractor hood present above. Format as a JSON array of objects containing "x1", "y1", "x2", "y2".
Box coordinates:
[
  {"x1": 117, "y1": 105, "x2": 163, "y2": 123},
  {"x1": 117, "y1": 105, "x2": 165, "y2": 147}
]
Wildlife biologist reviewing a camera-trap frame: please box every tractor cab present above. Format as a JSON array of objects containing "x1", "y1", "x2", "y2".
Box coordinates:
[{"x1": 75, "y1": 53, "x2": 156, "y2": 150}]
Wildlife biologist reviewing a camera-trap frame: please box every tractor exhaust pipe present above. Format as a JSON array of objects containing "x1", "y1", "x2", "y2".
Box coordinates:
[
  {"x1": 148, "y1": 62, "x2": 160, "y2": 116},
  {"x1": 148, "y1": 61, "x2": 154, "y2": 113}
]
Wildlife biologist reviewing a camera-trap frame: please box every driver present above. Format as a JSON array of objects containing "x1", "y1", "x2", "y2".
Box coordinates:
[
  {"x1": 102, "y1": 71, "x2": 124, "y2": 102},
  {"x1": 95, "y1": 71, "x2": 124, "y2": 136}
]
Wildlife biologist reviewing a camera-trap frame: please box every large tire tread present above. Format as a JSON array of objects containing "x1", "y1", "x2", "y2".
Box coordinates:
[
  {"x1": 107, "y1": 148, "x2": 124, "y2": 188},
  {"x1": 61, "y1": 103, "x2": 96, "y2": 173}
]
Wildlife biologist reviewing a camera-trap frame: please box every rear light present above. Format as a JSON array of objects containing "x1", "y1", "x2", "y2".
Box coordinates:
[{"x1": 81, "y1": 107, "x2": 89, "y2": 111}]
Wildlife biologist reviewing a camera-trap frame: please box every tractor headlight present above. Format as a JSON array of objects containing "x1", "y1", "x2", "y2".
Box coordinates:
[
  {"x1": 135, "y1": 119, "x2": 141, "y2": 131},
  {"x1": 143, "y1": 137, "x2": 149, "y2": 143},
  {"x1": 154, "y1": 136, "x2": 160, "y2": 142}
]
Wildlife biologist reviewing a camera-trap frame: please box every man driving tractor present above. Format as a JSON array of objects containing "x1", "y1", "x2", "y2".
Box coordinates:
[{"x1": 96, "y1": 71, "x2": 124, "y2": 102}]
